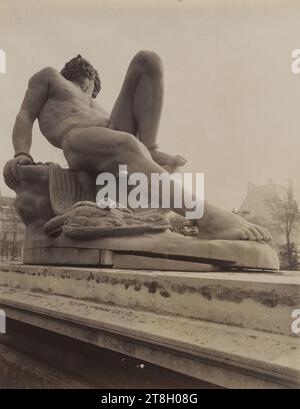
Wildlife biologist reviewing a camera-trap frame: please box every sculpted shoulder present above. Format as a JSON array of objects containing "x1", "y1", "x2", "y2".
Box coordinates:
[{"x1": 28, "y1": 66, "x2": 61, "y2": 87}]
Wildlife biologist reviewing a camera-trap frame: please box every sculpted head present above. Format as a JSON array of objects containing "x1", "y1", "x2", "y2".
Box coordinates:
[{"x1": 60, "y1": 54, "x2": 101, "y2": 98}]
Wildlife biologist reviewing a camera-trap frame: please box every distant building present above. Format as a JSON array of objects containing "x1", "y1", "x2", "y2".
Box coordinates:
[
  {"x1": 239, "y1": 180, "x2": 285, "y2": 222},
  {"x1": 240, "y1": 180, "x2": 300, "y2": 220},
  {"x1": 238, "y1": 180, "x2": 300, "y2": 261},
  {"x1": 0, "y1": 195, "x2": 25, "y2": 261}
]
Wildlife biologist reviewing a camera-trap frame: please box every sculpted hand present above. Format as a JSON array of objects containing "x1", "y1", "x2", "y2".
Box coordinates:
[
  {"x1": 98, "y1": 118, "x2": 115, "y2": 129},
  {"x1": 3, "y1": 154, "x2": 34, "y2": 189}
]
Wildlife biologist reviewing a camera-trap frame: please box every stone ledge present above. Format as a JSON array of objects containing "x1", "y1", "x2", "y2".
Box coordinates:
[
  {"x1": 0, "y1": 320, "x2": 212, "y2": 389},
  {"x1": 0, "y1": 264, "x2": 299, "y2": 336},
  {"x1": 0, "y1": 286, "x2": 299, "y2": 389},
  {"x1": 0, "y1": 341, "x2": 91, "y2": 388}
]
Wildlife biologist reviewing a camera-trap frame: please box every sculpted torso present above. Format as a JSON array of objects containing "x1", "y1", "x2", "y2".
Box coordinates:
[{"x1": 37, "y1": 68, "x2": 109, "y2": 148}]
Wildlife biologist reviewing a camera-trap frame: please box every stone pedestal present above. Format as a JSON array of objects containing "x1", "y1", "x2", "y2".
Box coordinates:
[{"x1": 0, "y1": 263, "x2": 299, "y2": 389}]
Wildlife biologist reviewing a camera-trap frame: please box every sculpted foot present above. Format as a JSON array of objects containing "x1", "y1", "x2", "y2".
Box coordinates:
[
  {"x1": 196, "y1": 208, "x2": 271, "y2": 241},
  {"x1": 149, "y1": 147, "x2": 187, "y2": 170}
]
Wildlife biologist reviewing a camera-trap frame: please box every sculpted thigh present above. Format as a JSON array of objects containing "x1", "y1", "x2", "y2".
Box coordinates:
[{"x1": 62, "y1": 126, "x2": 131, "y2": 173}]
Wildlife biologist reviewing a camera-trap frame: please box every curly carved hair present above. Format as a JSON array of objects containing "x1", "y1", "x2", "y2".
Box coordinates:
[{"x1": 60, "y1": 54, "x2": 101, "y2": 98}]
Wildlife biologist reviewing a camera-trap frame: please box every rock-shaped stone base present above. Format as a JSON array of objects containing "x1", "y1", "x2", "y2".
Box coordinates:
[{"x1": 24, "y1": 229, "x2": 280, "y2": 270}]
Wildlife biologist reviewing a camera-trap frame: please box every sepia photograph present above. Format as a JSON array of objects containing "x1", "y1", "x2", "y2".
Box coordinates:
[{"x1": 0, "y1": 0, "x2": 299, "y2": 393}]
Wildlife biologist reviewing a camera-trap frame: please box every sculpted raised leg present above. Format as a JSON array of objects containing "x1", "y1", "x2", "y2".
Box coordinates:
[{"x1": 109, "y1": 50, "x2": 187, "y2": 170}]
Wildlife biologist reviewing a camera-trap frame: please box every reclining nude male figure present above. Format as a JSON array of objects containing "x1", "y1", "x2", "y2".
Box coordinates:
[{"x1": 5, "y1": 51, "x2": 271, "y2": 241}]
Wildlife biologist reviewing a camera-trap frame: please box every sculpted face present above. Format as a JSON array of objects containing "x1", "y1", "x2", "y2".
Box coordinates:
[
  {"x1": 78, "y1": 76, "x2": 95, "y2": 97},
  {"x1": 60, "y1": 54, "x2": 101, "y2": 98}
]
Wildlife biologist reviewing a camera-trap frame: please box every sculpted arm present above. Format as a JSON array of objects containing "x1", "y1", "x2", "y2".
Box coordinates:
[
  {"x1": 4, "y1": 67, "x2": 55, "y2": 188},
  {"x1": 13, "y1": 67, "x2": 54, "y2": 156}
]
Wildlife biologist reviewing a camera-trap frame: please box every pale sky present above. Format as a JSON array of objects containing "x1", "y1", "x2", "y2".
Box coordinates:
[{"x1": 0, "y1": 0, "x2": 300, "y2": 210}]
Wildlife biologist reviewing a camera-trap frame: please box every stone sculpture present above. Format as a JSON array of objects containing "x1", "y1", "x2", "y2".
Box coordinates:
[{"x1": 3, "y1": 51, "x2": 279, "y2": 270}]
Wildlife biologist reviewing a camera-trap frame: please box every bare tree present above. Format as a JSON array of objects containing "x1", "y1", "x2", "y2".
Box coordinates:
[{"x1": 266, "y1": 181, "x2": 300, "y2": 270}]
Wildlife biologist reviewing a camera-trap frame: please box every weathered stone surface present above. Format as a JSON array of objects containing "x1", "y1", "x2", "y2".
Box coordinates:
[
  {"x1": 13, "y1": 164, "x2": 95, "y2": 232},
  {"x1": 0, "y1": 283, "x2": 299, "y2": 389},
  {"x1": 0, "y1": 264, "x2": 298, "y2": 335}
]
